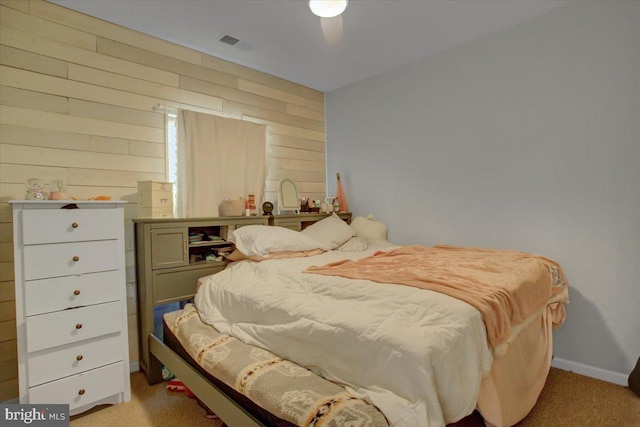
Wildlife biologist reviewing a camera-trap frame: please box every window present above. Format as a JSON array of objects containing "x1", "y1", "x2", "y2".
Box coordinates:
[
  {"x1": 167, "y1": 109, "x2": 267, "y2": 218},
  {"x1": 166, "y1": 111, "x2": 178, "y2": 217}
]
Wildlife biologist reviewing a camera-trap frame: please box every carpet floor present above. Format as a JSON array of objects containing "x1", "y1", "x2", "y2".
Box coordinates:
[{"x1": 70, "y1": 367, "x2": 639, "y2": 427}]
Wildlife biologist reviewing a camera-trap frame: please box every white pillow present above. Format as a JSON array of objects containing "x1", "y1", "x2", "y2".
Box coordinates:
[
  {"x1": 350, "y1": 215, "x2": 391, "y2": 246},
  {"x1": 337, "y1": 236, "x2": 368, "y2": 251},
  {"x1": 229, "y1": 225, "x2": 322, "y2": 257},
  {"x1": 301, "y1": 213, "x2": 356, "y2": 250}
]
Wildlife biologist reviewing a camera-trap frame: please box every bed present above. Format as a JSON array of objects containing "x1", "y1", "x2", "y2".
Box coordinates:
[{"x1": 141, "y1": 213, "x2": 568, "y2": 427}]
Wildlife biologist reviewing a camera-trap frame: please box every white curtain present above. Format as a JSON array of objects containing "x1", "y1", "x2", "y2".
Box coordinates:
[{"x1": 176, "y1": 110, "x2": 266, "y2": 217}]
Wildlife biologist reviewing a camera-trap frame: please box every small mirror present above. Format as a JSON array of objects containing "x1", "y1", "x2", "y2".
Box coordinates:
[{"x1": 278, "y1": 179, "x2": 300, "y2": 214}]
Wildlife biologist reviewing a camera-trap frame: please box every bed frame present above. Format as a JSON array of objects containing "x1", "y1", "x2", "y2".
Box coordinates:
[
  {"x1": 134, "y1": 213, "x2": 352, "y2": 427},
  {"x1": 135, "y1": 213, "x2": 561, "y2": 427}
]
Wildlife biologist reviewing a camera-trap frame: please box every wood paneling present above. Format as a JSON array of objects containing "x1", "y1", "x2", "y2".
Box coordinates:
[
  {"x1": 0, "y1": 45, "x2": 68, "y2": 78},
  {"x1": 0, "y1": 340, "x2": 16, "y2": 363},
  {"x1": 67, "y1": 168, "x2": 165, "y2": 188},
  {"x1": 97, "y1": 37, "x2": 237, "y2": 89},
  {"x1": 68, "y1": 64, "x2": 221, "y2": 111},
  {"x1": 271, "y1": 145, "x2": 326, "y2": 162},
  {"x1": 0, "y1": 86, "x2": 69, "y2": 114},
  {"x1": 286, "y1": 103, "x2": 325, "y2": 121},
  {"x1": 0, "y1": 145, "x2": 164, "y2": 174},
  {"x1": 0, "y1": 125, "x2": 130, "y2": 155},
  {"x1": 128, "y1": 140, "x2": 165, "y2": 159},
  {"x1": 222, "y1": 99, "x2": 324, "y2": 132},
  {"x1": 1, "y1": 65, "x2": 172, "y2": 112},
  {"x1": 0, "y1": 319, "x2": 16, "y2": 342},
  {"x1": 0, "y1": 26, "x2": 179, "y2": 87},
  {"x1": 0, "y1": 5, "x2": 96, "y2": 51},
  {"x1": 0, "y1": 205, "x2": 13, "y2": 224},
  {"x1": 245, "y1": 116, "x2": 325, "y2": 142},
  {"x1": 280, "y1": 158, "x2": 326, "y2": 172},
  {"x1": 29, "y1": 0, "x2": 202, "y2": 65},
  {"x1": 0, "y1": 338, "x2": 17, "y2": 401},
  {"x1": 180, "y1": 75, "x2": 284, "y2": 112},
  {"x1": 0, "y1": 358, "x2": 18, "y2": 382},
  {"x1": 202, "y1": 54, "x2": 324, "y2": 103},
  {"x1": 271, "y1": 134, "x2": 325, "y2": 152},
  {"x1": 0, "y1": 301, "x2": 15, "y2": 322},
  {"x1": 0, "y1": 241, "x2": 13, "y2": 262},
  {"x1": 0, "y1": 0, "x2": 325, "y2": 400},
  {"x1": 0, "y1": 262, "x2": 14, "y2": 282},
  {"x1": 0, "y1": 377, "x2": 18, "y2": 402},
  {"x1": 68, "y1": 99, "x2": 165, "y2": 129},
  {"x1": 1, "y1": 105, "x2": 164, "y2": 142},
  {"x1": 0, "y1": 224, "x2": 12, "y2": 243},
  {"x1": 239, "y1": 79, "x2": 323, "y2": 111},
  {"x1": 0, "y1": 1, "x2": 29, "y2": 13},
  {"x1": 0, "y1": 280, "x2": 14, "y2": 302}
]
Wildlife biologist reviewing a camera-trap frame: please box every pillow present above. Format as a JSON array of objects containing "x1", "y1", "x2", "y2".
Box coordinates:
[
  {"x1": 337, "y1": 236, "x2": 368, "y2": 251},
  {"x1": 350, "y1": 214, "x2": 392, "y2": 246},
  {"x1": 229, "y1": 225, "x2": 322, "y2": 257},
  {"x1": 301, "y1": 213, "x2": 356, "y2": 250}
]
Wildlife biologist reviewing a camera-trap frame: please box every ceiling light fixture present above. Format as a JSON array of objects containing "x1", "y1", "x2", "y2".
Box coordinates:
[{"x1": 309, "y1": 0, "x2": 348, "y2": 18}]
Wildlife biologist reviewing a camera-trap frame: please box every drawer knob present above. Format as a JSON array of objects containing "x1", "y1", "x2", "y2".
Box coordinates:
[
  {"x1": 72, "y1": 256, "x2": 80, "y2": 262},
  {"x1": 78, "y1": 389, "x2": 85, "y2": 396},
  {"x1": 76, "y1": 355, "x2": 83, "y2": 361},
  {"x1": 72, "y1": 222, "x2": 79, "y2": 229},
  {"x1": 75, "y1": 323, "x2": 83, "y2": 329},
  {"x1": 73, "y1": 290, "x2": 81, "y2": 296}
]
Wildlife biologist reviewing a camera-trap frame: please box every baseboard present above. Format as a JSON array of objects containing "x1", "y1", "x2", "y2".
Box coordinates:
[{"x1": 552, "y1": 357, "x2": 628, "y2": 386}]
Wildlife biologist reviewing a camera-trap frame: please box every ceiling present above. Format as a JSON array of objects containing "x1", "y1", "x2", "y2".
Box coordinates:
[{"x1": 51, "y1": 0, "x2": 568, "y2": 93}]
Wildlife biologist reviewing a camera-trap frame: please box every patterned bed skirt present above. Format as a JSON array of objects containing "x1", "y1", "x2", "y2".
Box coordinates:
[{"x1": 164, "y1": 304, "x2": 389, "y2": 427}]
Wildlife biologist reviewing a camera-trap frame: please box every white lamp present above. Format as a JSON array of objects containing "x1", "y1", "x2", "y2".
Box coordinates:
[{"x1": 309, "y1": 0, "x2": 348, "y2": 18}]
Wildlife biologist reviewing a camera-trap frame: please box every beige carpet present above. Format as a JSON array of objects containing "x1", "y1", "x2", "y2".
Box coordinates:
[
  {"x1": 70, "y1": 372, "x2": 223, "y2": 427},
  {"x1": 516, "y1": 367, "x2": 639, "y2": 427},
  {"x1": 70, "y1": 368, "x2": 639, "y2": 427}
]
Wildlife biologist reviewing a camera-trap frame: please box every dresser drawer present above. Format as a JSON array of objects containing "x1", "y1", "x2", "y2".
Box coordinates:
[
  {"x1": 28, "y1": 334, "x2": 122, "y2": 386},
  {"x1": 23, "y1": 240, "x2": 120, "y2": 280},
  {"x1": 28, "y1": 361, "x2": 125, "y2": 411},
  {"x1": 25, "y1": 271, "x2": 121, "y2": 316},
  {"x1": 22, "y1": 209, "x2": 120, "y2": 245},
  {"x1": 26, "y1": 302, "x2": 122, "y2": 352}
]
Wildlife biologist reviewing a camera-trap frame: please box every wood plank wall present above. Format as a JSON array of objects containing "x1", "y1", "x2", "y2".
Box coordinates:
[{"x1": 0, "y1": 0, "x2": 326, "y2": 400}]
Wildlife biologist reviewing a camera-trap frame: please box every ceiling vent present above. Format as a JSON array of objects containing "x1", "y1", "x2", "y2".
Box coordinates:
[
  {"x1": 218, "y1": 34, "x2": 253, "y2": 51},
  {"x1": 219, "y1": 34, "x2": 240, "y2": 46}
]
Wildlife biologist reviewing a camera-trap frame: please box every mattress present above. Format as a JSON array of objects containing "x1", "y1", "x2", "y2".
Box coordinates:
[{"x1": 164, "y1": 304, "x2": 389, "y2": 427}]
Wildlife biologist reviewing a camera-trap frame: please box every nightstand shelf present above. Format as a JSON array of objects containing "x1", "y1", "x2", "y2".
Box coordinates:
[{"x1": 133, "y1": 215, "x2": 269, "y2": 383}]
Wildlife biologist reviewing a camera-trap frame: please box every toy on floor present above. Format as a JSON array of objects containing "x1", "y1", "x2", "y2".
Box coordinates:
[{"x1": 166, "y1": 379, "x2": 220, "y2": 420}]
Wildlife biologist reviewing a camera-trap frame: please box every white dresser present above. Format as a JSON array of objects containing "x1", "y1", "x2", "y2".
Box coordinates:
[{"x1": 10, "y1": 201, "x2": 131, "y2": 415}]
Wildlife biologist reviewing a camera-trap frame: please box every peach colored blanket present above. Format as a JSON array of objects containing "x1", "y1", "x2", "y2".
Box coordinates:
[{"x1": 305, "y1": 245, "x2": 567, "y2": 349}]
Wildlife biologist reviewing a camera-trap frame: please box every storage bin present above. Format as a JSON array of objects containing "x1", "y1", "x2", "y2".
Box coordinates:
[{"x1": 138, "y1": 181, "x2": 174, "y2": 218}]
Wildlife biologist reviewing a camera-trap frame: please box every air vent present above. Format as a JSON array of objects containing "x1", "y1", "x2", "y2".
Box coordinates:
[{"x1": 219, "y1": 35, "x2": 240, "y2": 46}]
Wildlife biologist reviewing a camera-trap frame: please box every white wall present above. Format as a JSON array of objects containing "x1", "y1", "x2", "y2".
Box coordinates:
[{"x1": 326, "y1": 0, "x2": 639, "y2": 379}]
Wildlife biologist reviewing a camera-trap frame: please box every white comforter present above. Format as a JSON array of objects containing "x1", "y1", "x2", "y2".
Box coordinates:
[{"x1": 195, "y1": 246, "x2": 494, "y2": 427}]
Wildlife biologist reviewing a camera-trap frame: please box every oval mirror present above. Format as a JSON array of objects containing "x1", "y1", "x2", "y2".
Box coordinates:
[{"x1": 278, "y1": 179, "x2": 299, "y2": 214}]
